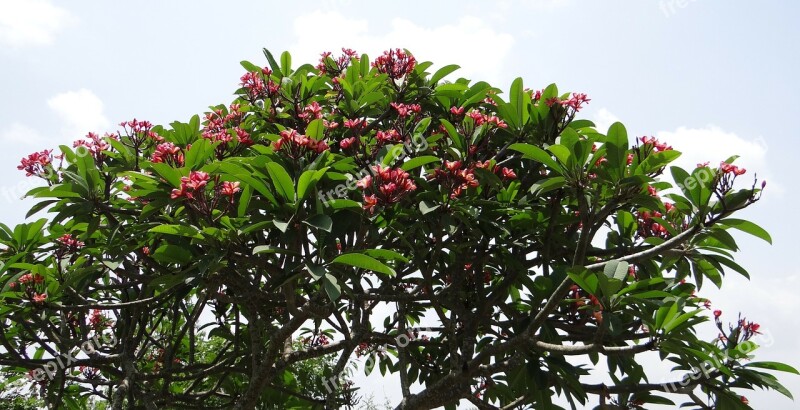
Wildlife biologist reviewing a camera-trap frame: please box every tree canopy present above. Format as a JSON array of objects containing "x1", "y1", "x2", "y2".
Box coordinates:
[{"x1": 0, "y1": 48, "x2": 796, "y2": 409}]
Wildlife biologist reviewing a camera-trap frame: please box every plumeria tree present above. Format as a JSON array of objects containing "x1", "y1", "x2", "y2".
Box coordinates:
[{"x1": 0, "y1": 48, "x2": 796, "y2": 410}]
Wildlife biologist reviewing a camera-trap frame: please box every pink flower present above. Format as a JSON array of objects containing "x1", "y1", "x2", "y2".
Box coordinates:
[
  {"x1": 561, "y1": 93, "x2": 591, "y2": 111},
  {"x1": 343, "y1": 118, "x2": 365, "y2": 129},
  {"x1": 356, "y1": 175, "x2": 372, "y2": 190},
  {"x1": 18, "y1": 150, "x2": 53, "y2": 177},
  {"x1": 220, "y1": 181, "x2": 241, "y2": 197},
  {"x1": 151, "y1": 142, "x2": 184, "y2": 166},
  {"x1": 719, "y1": 162, "x2": 746, "y2": 176},
  {"x1": 501, "y1": 167, "x2": 517, "y2": 180},
  {"x1": 372, "y1": 49, "x2": 416, "y2": 80},
  {"x1": 172, "y1": 171, "x2": 210, "y2": 200},
  {"x1": 340, "y1": 137, "x2": 356, "y2": 150},
  {"x1": 376, "y1": 129, "x2": 401, "y2": 144},
  {"x1": 299, "y1": 101, "x2": 323, "y2": 121},
  {"x1": 363, "y1": 194, "x2": 379, "y2": 214},
  {"x1": 32, "y1": 293, "x2": 47, "y2": 304},
  {"x1": 58, "y1": 234, "x2": 85, "y2": 251},
  {"x1": 450, "y1": 106, "x2": 465, "y2": 116},
  {"x1": 713, "y1": 309, "x2": 722, "y2": 318},
  {"x1": 640, "y1": 136, "x2": 672, "y2": 152},
  {"x1": 390, "y1": 102, "x2": 421, "y2": 118}
]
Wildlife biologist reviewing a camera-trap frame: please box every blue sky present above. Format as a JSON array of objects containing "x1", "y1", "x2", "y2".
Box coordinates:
[{"x1": 1, "y1": 0, "x2": 798, "y2": 408}]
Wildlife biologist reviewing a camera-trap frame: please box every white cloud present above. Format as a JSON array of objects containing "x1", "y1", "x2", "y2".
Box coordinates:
[
  {"x1": 290, "y1": 11, "x2": 515, "y2": 84},
  {"x1": 0, "y1": 0, "x2": 75, "y2": 47},
  {"x1": 0, "y1": 123, "x2": 48, "y2": 145},
  {"x1": 47, "y1": 89, "x2": 110, "y2": 139},
  {"x1": 591, "y1": 108, "x2": 620, "y2": 134},
  {"x1": 655, "y1": 125, "x2": 779, "y2": 193},
  {"x1": 592, "y1": 108, "x2": 778, "y2": 195}
]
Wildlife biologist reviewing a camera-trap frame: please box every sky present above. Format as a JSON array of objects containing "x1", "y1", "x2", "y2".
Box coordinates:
[{"x1": 1, "y1": 0, "x2": 799, "y2": 408}]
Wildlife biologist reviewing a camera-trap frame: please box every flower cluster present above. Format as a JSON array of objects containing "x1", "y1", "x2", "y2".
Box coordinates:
[
  {"x1": 375, "y1": 129, "x2": 402, "y2": 144},
  {"x1": 340, "y1": 136, "x2": 358, "y2": 150},
  {"x1": 639, "y1": 136, "x2": 673, "y2": 152},
  {"x1": 10, "y1": 273, "x2": 47, "y2": 305},
  {"x1": 240, "y1": 67, "x2": 279, "y2": 101},
  {"x1": 719, "y1": 162, "x2": 746, "y2": 176},
  {"x1": 301, "y1": 334, "x2": 331, "y2": 348},
  {"x1": 466, "y1": 110, "x2": 508, "y2": 128},
  {"x1": 171, "y1": 171, "x2": 210, "y2": 200},
  {"x1": 119, "y1": 119, "x2": 161, "y2": 145},
  {"x1": 373, "y1": 48, "x2": 416, "y2": 81},
  {"x1": 390, "y1": 102, "x2": 421, "y2": 118},
  {"x1": 219, "y1": 181, "x2": 241, "y2": 201},
  {"x1": 357, "y1": 165, "x2": 417, "y2": 213},
  {"x1": 635, "y1": 209, "x2": 671, "y2": 239},
  {"x1": 151, "y1": 142, "x2": 185, "y2": 167},
  {"x1": 17, "y1": 149, "x2": 53, "y2": 177},
  {"x1": 57, "y1": 234, "x2": 85, "y2": 253},
  {"x1": 88, "y1": 309, "x2": 110, "y2": 330},
  {"x1": 273, "y1": 128, "x2": 329, "y2": 159},
  {"x1": 433, "y1": 160, "x2": 480, "y2": 199},
  {"x1": 562, "y1": 93, "x2": 591, "y2": 111},
  {"x1": 298, "y1": 101, "x2": 323, "y2": 122},
  {"x1": 73, "y1": 132, "x2": 115, "y2": 163},
  {"x1": 202, "y1": 104, "x2": 253, "y2": 146},
  {"x1": 317, "y1": 48, "x2": 359, "y2": 76}
]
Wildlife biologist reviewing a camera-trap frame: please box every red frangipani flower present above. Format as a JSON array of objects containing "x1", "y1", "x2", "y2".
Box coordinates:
[
  {"x1": 434, "y1": 161, "x2": 480, "y2": 199},
  {"x1": 171, "y1": 171, "x2": 210, "y2": 200},
  {"x1": 356, "y1": 165, "x2": 416, "y2": 213},
  {"x1": 219, "y1": 181, "x2": 241, "y2": 198},
  {"x1": 151, "y1": 142, "x2": 185, "y2": 167},
  {"x1": 373, "y1": 48, "x2": 416, "y2": 81},
  {"x1": 18, "y1": 150, "x2": 53, "y2": 177},
  {"x1": 273, "y1": 128, "x2": 329, "y2": 159}
]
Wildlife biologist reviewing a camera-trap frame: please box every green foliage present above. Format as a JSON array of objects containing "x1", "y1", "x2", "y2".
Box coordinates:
[{"x1": 0, "y1": 48, "x2": 790, "y2": 409}]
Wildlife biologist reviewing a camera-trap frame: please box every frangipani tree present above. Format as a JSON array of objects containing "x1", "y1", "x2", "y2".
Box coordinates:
[{"x1": 0, "y1": 48, "x2": 795, "y2": 410}]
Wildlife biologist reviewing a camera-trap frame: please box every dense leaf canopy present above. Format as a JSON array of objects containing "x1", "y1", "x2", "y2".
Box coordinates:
[{"x1": 0, "y1": 48, "x2": 795, "y2": 409}]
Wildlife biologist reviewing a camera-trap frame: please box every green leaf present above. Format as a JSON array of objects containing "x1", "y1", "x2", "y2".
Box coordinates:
[
  {"x1": 509, "y1": 143, "x2": 563, "y2": 173},
  {"x1": 419, "y1": 200, "x2": 440, "y2": 215},
  {"x1": 152, "y1": 244, "x2": 192, "y2": 265},
  {"x1": 362, "y1": 249, "x2": 409, "y2": 263},
  {"x1": 719, "y1": 218, "x2": 772, "y2": 244},
  {"x1": 322, "y1": 274, "x2": 341, "y2": 301},
  {"x1": 280, "y1": 50, "x2": 292, "y2": 76},
  {"x1": 185, "y1": 138, "x2": 214, "y2": 169},
  {"x1": 440, "y1": 119, "x2": 466, "y2": 154},
  {"x1": 266, "y1": 162, "x2": 295, "y2": 203},
  {"x1": 662, "y1": 309, "x2": 702, "y2": 334},
  {"x1": 745, "y1": 361, "x2": 800, "y2": 375},
  {"x1": 605, "y1": 122, "x2": 628, "y2": 179},
  {"x1": 331, "y1": 253, "x2": 396, "y2": 276},
  {"x1": 151, "y1": 163, "x2": 183, "y2": 187},
  {"x1": 297, "y1": 168, "x2": 328, "y2": 201},
  {"x1": 327, "y1": 199, "x2": 361, "y2": 210},
  {"x1": 429, "y1": 64, "x2": 460, "y2": 85},
  {"x1": 253, "y1": 245, "x2": 290, "y2": 255},
  {"x1": 306, "y1": 119, "x2": 324, "y2": 140},
  {"x1": 149, "y1": 224, "x2": 204, "y2": 239},
  {"x1": 603, "y1": 260, "x2": 630, "y2": 282},
  {"x1": 304, "y1": 214, "x2": 333, "y2": 232},
  {"x1": 306, "y1": 263, "x2": 325, "y2": 280},
  {"x1": 263, "y1": 48, "x2": 281, "y2": 74},
  {"x1": 400, "y1": 156, "x2": 440, "y2": 171}
]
